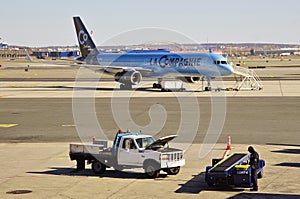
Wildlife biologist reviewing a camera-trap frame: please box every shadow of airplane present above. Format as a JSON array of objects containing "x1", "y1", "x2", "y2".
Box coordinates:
[
  {"x1": 2, "y1": 85, "x2": 205, "y2": 93},
  {"x1": 273, "y1": 162, "x2": 300, "y2": 168},
  {"x1": 271, "y1": 149, "x2": 300, "y2": 155},
  {"x1": 267, "y1": 143, "x2": 300, "y2": 147}
]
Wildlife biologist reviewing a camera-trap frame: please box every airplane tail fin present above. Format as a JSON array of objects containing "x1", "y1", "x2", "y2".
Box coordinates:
[{"x1": 73, "y1": 16, "x2": 99, "y2": 57}]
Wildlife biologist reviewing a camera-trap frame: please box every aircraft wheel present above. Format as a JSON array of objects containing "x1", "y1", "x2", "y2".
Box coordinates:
[
  {"x1": 121, "y1": 84, "x2": 132, "y2": 90},
  {"x1": 205, "y1": 87, "x2": 212, "y2": 91},
  {"x1": 153, "y1": 83, "x2": 161, "y2": 88}
]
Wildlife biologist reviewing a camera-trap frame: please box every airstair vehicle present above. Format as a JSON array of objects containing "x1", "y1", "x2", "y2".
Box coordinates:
[{"x1": 232, "y1": 66, "x2": 263, "y2": 91}]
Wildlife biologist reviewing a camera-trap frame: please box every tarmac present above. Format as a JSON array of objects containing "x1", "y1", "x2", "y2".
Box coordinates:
[
  {"x1": 0, "y1": 97, "x2": 299, "y2": 145},
  {"x1": 0, "y1": 60, "x2": 299, "y2": 198},
  {"x1": 0, "y1": 143, "x2": 299, "y2": 199}
]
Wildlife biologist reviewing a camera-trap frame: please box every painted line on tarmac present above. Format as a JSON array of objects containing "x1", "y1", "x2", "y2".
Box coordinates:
[
  {"x1": 61, "y1": 124, "x2": 76, "y2": 127},
  {"x1": 0, "y1": 124, "x2": 18, "y2": 128}
]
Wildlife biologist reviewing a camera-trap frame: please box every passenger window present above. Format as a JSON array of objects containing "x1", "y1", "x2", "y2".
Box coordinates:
[
  {"x1": 122, "y1": 139, "x2": 136, "y2": 150},
  {"x1": 122, "y1": 139, "x2": 130, "y2": 150}
]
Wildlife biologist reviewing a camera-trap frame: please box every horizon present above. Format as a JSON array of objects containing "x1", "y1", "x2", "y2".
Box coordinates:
[
  {"x1": 7, "y1": 42, "x2": 300, "y2": 49},
  {"x1": 1, "y1": 0, "x2": 300, "y2": 47}
]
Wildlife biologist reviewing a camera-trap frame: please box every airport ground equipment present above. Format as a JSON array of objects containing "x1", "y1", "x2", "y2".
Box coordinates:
[
  {"x1": 233, "y1": 66, "x2": 263, "y2": 91},
  {"x1": 205, "y1": 153, "x2": 265, "y2": 187},
  {"x1": 160, "y1": 80, "x2": 185, "y2": 92},
  {"x1": 69, "y1": 130, "x2": 185, "y2": 178}
]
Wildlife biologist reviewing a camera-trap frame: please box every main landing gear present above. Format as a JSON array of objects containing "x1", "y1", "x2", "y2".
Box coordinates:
[
  {"x1": 153, "y1": 78, "x2": 162, "y2": 89},
  {"x1": 120, "y1": 83, "x2": 132, "y2": 90},
  {"x1": 204, "y1": 77, "x2": 212, "y2": 91}
]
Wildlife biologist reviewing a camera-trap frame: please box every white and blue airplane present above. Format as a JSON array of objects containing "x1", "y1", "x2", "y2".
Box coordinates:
[{"x1": 73, "y1": 16, "x2": 234, "y2": 90}]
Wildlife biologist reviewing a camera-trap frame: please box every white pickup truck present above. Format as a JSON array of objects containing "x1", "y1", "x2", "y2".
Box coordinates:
[{"x1": 69, "y1": 130, "x2": 185, "y2": 178}]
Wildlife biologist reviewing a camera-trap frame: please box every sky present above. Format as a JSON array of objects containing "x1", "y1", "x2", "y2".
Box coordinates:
[{"x1": 1, "y1": 0, "x2": 300, "y2": 47}]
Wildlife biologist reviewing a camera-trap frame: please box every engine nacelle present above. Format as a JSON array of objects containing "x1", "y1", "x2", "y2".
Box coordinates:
[
  {"x1": 186, "y1": 76, "x2": 200, "y2": 83},
  {"x1": 177, "y1": 76, "x2": 201, "y2": 83},
  {"x1": 114, "y1": 70, "x2": 142, "y2": 85}
]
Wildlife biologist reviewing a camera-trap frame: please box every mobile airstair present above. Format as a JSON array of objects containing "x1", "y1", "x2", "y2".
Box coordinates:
[{"x1": 232, "y1": 66, "x2": 263, "y2": 91}]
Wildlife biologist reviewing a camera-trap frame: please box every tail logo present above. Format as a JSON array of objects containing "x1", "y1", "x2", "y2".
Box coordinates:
[{"x1": 78, "y1": 30, "x2": 88, "y2": 45}]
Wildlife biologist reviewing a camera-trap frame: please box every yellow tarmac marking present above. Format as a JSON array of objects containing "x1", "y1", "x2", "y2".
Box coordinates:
[{"x1": 0, "y1": 124, "x2": 18, "y2": 128}]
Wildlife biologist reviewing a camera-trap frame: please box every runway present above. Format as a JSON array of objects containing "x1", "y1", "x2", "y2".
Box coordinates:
[{"x1": 1, "y1": 97, "x2": 299, "y2": 145}]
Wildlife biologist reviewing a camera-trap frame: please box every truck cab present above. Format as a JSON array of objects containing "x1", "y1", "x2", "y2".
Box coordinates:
[{"x1": 117, "y1": 134, "x2": 155, "y2": 166}]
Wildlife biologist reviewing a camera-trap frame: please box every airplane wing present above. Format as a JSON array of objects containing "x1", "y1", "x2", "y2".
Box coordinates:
[
  {"x1": 25, "y1": 49, "x2": 154, "y2": 75},
  {"x1": 25, "y1": 49, "x2": 77, "y2": 66},
  {"x1": 74, "y1": 64, "x2": 154, "y2": 75}
]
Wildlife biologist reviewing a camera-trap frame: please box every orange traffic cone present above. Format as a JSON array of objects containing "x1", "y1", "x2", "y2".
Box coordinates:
[{"x1": 226, "y1": 134, "x2": 232, "y2": 150}]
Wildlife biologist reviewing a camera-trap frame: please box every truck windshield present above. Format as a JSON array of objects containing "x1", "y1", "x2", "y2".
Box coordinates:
[{"x1": 136, "y1": 137, "x2": 155, "y2": 148}]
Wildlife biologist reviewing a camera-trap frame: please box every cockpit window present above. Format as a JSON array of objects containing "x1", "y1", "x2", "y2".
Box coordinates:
[
  {"x1": 221, "y1": 61, "x2": 228, "y2": 64},
  {"x1": 214, "y1": 60, "x2": 228, "y2": 65}
]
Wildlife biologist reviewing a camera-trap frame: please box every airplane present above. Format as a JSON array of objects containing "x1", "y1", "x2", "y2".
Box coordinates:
[{"x1": 73, "y1": 16, "x2": 234, "y2": 90}]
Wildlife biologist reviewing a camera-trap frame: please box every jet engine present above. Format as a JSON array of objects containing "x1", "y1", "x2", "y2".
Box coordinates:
[
  {"x1": 185, "y1": 76, "x2": 200, "y2": 83},
  {"x1": 177, "y1": 76, "x2": 201, "y2": 83},
  {"x1": 114, "y1": 70, "x2": 142, "y2": 85}
]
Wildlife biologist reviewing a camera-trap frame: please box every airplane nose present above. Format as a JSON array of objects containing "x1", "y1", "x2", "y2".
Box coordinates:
[
  {"x1": 226, "y1": 64, "x2": 234, "y2": 74},
  {"x1": 220, "y1": 63, "x2": 234, "y2": 76}
]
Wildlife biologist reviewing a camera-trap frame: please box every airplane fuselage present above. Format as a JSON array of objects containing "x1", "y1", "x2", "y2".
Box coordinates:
[{"x1": 85, "y1": 51, "x2": 233, "y2": 78}]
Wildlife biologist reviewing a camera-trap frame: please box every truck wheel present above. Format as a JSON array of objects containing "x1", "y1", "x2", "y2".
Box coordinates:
[
  {"x1": 166, "y1": 167, "x2": 180, "y2": 175},
  {"x1": 258, "y1": 171, "x2": 263, "y2": 179},
  {"x1": 145, "y1": 163, "x2": 160, "y2": 178},
  {"x1": 92, "y1": 160, "x2": 106, "y2": 174}
]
